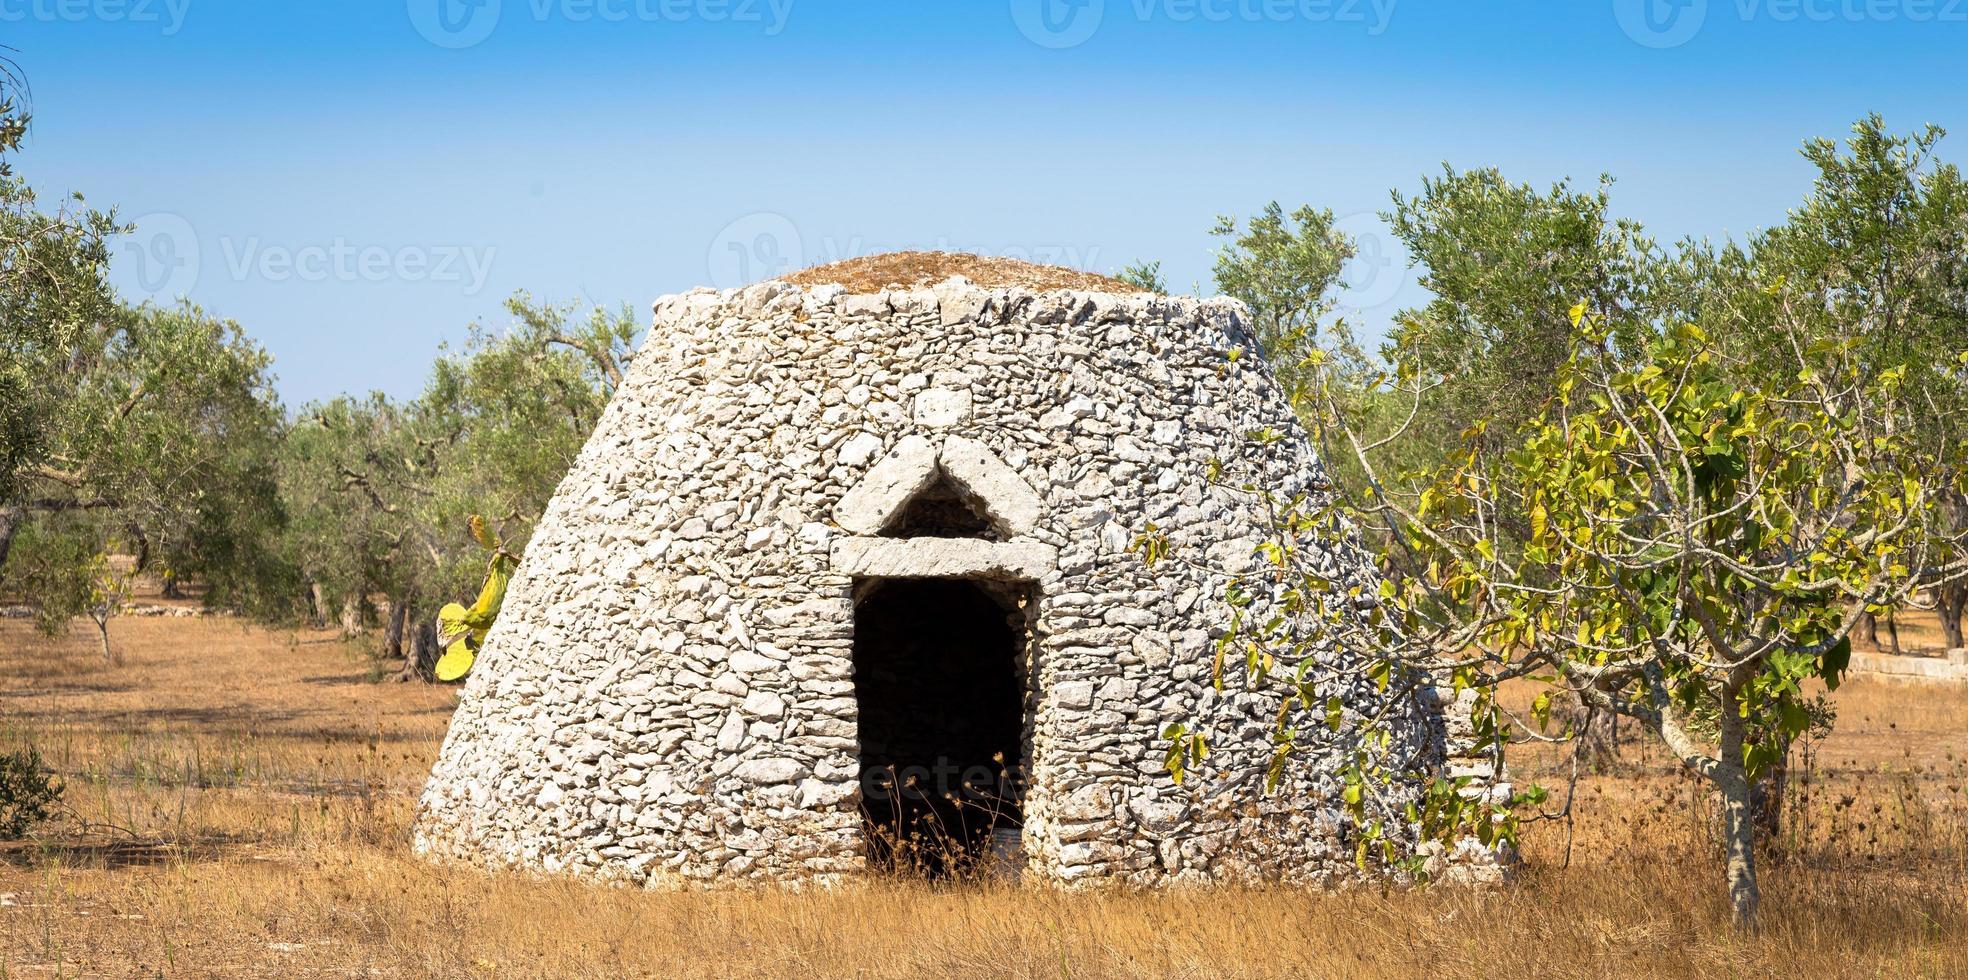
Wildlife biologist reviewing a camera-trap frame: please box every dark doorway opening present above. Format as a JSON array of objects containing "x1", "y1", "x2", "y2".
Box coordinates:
[{"x1": 853, "y1": 577, "x2": 1027, "y2": 875}]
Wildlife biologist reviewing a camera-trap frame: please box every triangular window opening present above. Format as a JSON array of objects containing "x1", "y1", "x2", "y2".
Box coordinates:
[{"x1": 880, "y1": 469, "x2": 1004, "y2": 540}]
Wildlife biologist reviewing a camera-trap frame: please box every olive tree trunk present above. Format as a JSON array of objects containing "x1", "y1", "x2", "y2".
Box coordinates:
[
  {"x1": 394, "y1": 604, "x2": 439, "y2": 683},
  {"x1": 339, "y1": 594, "x2": 365, "y2": 638},
  {"x1": 382, "y1": 597, "x2": 409, "y2": 660},
  {"x1": 89, "y1": 609, "x2": 113, "y2": 662},
  {"x1": 306, "y1": 580, "x2": 328, "y2": 628},
  {"x1": 1570, "y1": 696, "x2": 1621, "y2": 769},
  {"x1": 0, "y1": 506, "x2": 20, "y2": 578},
  {"x1": 1939, "y1": 582, "x2": 1966, "y2": 650}
]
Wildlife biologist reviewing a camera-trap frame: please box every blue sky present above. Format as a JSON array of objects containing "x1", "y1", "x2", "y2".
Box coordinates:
[{"x1": 10, "y1": 0, "x2": 1964, "y2": 405}]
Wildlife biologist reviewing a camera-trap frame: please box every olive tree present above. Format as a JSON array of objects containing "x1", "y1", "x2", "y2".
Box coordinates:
[
  {"x1": 1211, "y1": 202, "x2": 1356, "y2": 397},
  {"x1": 0, "y1": 74, "x2": 122, "y2": 571},
  {"x1": 1, "y1": 76, "x2": 286, "y2": 631},
  {"x1": 1685, "y1": 117, "x2": 1968, "y2": 649},
  {"x1": 277, "y1": 294, "x2": 636, "y2": 679}
]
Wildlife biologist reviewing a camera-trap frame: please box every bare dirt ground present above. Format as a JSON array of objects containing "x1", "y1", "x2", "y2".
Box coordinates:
[{"x1": 1, "y1": 611, "x2": 1963, "y2": 978}]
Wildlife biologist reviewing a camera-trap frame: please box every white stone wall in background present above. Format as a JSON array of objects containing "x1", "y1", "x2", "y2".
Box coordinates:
[{"x1": 412, "y1": 276, "x2": 1449, "y2": 887}]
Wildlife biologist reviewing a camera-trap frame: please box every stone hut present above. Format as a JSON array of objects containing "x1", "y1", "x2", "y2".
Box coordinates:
[{"x1": 413, "y1": 253, "x2": 1452, "y2": 887}]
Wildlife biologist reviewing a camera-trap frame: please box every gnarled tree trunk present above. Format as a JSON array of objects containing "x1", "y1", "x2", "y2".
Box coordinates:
[
  {"x1": 306, "y1": 580, "x2": 328, "y2": 629},
  {"x1": 339, "y1": 594, "x2": 365, "y2": 638},
  {"x1": 382, "y1": 597, "x2": 409, "y2": 660},
  {"x1": 1568, "y1": 694, "x2": 1622, "y2": 769},
  {"x1": 1939, "y1": 582, "x2": 1966, "y2": 651},
  {"x1": 0, "y1": 506, "x2": 21, "y2": 578},
  {"x1": 1855, "y1": 610, "x2": 1879, "y2": 649},
  {"x1": 394, "y1": 603, "x2": 439, "y2": 682}
]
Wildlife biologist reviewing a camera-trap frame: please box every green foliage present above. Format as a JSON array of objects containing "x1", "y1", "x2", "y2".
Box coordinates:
[
  {"x1": 5, "y1": 511, "x2": 134, "y2": 659},
  {"x1": 1, "y1": 300, "x2": 284, "y2": 620},
  {"x1": 272, "y1": 295, "x2": 635, "y2": 674},
  {"x1": 0, "y1": 83, "x2": 286, "y2": 631},
  {"x1": 1212, "y1": 203, "x2": 1356, "y2": 396},
  {"x1": 1163, "y1": 301, "x2": 1963, "y2": 903},
  {"x1": 1157, "y1": 118, "x2": 1968, "y2": 924},
  {"x1": 1159, "y1": 722, "x2": 1208, "y2": 785},
  {"x1": 0, "y1": 744, "x2": 64, "y2": 840},
  {"x1": 1115, "y1": 260, "x2": 1168, "y2": 293},
  {"x1": 0, "y1": 91, "x2": 122, "y2": 512},
  {"x1": 1380, "y1": 168, "x2": 1666, "y2": 470},
  {"x1": 6, "y1": 518, "x2": 110, "y2": 637}
]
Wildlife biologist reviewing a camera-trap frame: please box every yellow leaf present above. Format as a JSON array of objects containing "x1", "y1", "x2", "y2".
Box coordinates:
[
  {"x1": 468, "y1": 514, "x2": 496, "y2": 550},
  {"x1": 436, "y1": 602, "x2": 473, "y2": 644},
  {"x1": 434, "y1": 637, "x2": 477, "y2": 682}
]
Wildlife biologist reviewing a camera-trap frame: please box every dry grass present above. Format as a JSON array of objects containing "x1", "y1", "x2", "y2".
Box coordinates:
[
  {"x1": 2, "y1": 614, "x2": 1964, "y2": 978},
  {"x1": 782, "y1": 251, "x2": 1140, "y2": 294}
]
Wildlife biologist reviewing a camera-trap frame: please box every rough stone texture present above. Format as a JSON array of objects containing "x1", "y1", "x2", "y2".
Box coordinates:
[{"x1": 413, "y1": 274, "x2": 1451, "y2": 887}]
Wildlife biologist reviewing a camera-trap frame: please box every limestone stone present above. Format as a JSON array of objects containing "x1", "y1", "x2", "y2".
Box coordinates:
[
  {"x1": 827, "y1": 537, "x2": 1057, "y2": 580},
  {"x1": 913, "y1": 386, "x2": 973, "y2": 427},
  {"x1": 832, "y1": 435, "x2": 938, "y2": 534}
]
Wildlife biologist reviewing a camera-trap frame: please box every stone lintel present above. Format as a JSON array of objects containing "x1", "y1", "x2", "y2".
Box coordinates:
[{"x1": 828, "y1": 536, "x2": 1056, "y2": 580}]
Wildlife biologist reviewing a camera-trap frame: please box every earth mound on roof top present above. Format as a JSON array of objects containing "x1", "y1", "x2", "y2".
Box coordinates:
[{"x1": 782, "y1": 251, "x2": 1140, "y2": 294}]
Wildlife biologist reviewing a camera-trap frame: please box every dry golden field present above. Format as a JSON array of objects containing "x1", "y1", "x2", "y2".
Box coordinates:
[{"x1": 1, "y1": 611, "x2": 1964, "y2": 979}]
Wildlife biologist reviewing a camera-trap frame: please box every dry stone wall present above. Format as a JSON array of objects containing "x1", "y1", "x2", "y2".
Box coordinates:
[{"x1": 413, "y1": 276, "x2": 1448, "y2": 887}]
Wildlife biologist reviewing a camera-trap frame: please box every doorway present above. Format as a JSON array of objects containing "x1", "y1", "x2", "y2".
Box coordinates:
[{"x1": 852, "y1": 577, "x2": 1028, "y2": 875}]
